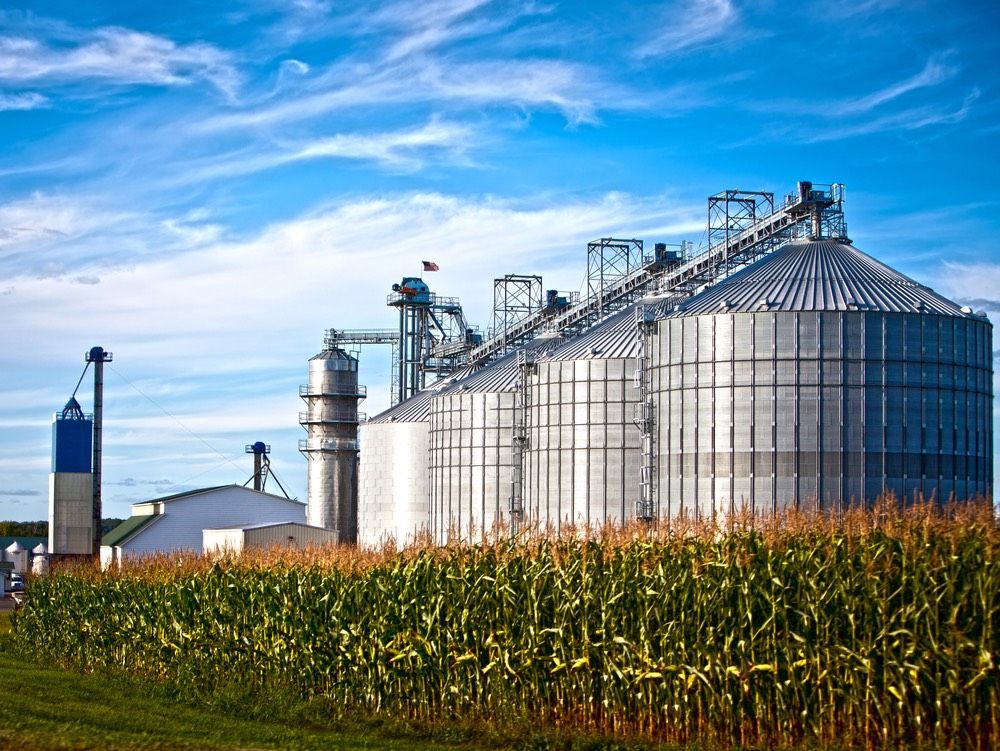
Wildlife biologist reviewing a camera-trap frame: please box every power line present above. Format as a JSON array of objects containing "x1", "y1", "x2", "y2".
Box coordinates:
[{"x1": 107, "y1": 364, "x2": 244, "y2": 475}]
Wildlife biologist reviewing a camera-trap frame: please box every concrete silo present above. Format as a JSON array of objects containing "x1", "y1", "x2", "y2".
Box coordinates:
[
  {"x1": 299, "y1": 348, "x2": 363, "y2": 542},
  {"x1": 650, "y1": 238, "x2": 994, "y2": 518}
]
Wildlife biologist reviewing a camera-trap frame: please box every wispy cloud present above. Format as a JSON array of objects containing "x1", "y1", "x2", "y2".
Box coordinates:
[
  {"x1": 0, "y1": 27, "x2": 239, "y2": 97},
  {"x1": 199, "y1": 55, "x2": 613, "y2": 131},
  {"x1": 0, "y1": 91, "x2": 47, "y2": 110},
  {"x1": 840, "y1": 53, "x2": 957, "y2": 114},
  {"x1": 636, "y1": 0, "x2": 737, "y2": 58},
  {"x1": 187, "y1": 118, "x2": 478, "y2": 180},
  {"x1": 801, "y1": 87, "x2": 979, "y2": 143}
]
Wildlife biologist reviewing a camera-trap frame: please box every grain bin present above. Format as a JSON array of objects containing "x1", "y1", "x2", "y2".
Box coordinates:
[{"x1": 650, "y1": 238, "x2": 993, "y2": 518}]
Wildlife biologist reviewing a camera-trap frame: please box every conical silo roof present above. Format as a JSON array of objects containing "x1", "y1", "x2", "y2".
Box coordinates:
[
  {"x1": 547, "y1": 293, "x2": 675, "y2": 361},
  {"x1": 663, "y1": 239, "x2": 971, "y2": 317},
  {"x1": 435, "y1": 334, "x2": 565, "y2": 394}
]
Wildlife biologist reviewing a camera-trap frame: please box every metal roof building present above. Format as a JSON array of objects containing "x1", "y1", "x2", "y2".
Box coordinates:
[{"x1": 100, "y1": 485, "x2": 307, "y2": 567}]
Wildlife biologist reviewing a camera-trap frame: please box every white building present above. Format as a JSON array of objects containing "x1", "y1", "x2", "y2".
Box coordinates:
[
  {"x1": 203, "y1": 521, "x2": 338, "y2": 555},
  {"x1": 101, "y1": 485, "x2": 306, "y2": 567}
]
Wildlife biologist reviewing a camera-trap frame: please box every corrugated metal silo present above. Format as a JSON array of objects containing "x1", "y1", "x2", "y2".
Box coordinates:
[
  {"x1": 428, "y1": 337, "x2": 563, "y2": 543},
  {"x1": 523, "y1": 305, "x2": 654, "y2": 531},
  {"x1": 358, "y1": 389, "x2": 435, "y2": 547},
  {"x1": 49, "y1": 397, "x2": 94, "y2": 556},
  {"x1": 651, "y1": 238, "x2": 993, "y2": 518}
]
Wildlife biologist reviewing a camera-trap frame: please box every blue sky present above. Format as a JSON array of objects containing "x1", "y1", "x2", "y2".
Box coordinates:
[{"x1": 1, "y1": 0, "x2": 998, "y2": 520}]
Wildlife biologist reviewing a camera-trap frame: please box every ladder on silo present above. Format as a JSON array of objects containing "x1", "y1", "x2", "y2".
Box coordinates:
[
  {"x1": 508, "y1": 349, "x2": 535, "y2": 532},
  {"x1": 632, "y1": 306, "x2": 657, "y2": 521}
]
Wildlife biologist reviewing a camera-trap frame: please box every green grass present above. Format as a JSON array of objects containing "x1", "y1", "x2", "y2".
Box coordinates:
[{"x1": 0, "y1": 613, "x2": 464, "y2": 751}]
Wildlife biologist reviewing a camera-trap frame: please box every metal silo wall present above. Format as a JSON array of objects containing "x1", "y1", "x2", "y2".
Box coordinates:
[
  {"x1": 303, "y1": 354, "x2": 359, "y2": 540},
  {"x1": 652, "y1": 311, "x2": 994, "y2": 517},
  {"x1": 429, "y1": 391, "x2": 514, "y2": 544},
  {"x1": 357, "y1": 421, "x2": 430, "y2": 548},
  {"x1": 524, "y1": 358, "x2": 641, "y2": 530}
]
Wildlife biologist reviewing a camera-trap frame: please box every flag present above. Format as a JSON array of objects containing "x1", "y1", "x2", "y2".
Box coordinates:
[{"x1": 422, "y1": 260, "x2": 440, "y2": 271}]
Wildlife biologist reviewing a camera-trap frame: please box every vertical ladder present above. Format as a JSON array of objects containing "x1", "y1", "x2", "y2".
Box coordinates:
[{"x1": 632, "y1": 306, "x2": 657, "y2": 521}]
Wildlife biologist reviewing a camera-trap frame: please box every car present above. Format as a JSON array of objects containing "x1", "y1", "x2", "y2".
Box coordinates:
[{"x1": 9, "y1": 574, "x2": 23, "y2": 592}]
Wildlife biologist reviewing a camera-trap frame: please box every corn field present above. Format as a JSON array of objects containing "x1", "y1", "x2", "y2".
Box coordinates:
[{"x1": 14, "y1": 503, "x2": 1000, "y2": 749}]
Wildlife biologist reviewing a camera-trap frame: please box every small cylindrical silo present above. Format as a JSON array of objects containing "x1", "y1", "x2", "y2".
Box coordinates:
[
  {"x1": 4, "y1": 542, "x2": 27, "y2": 574},
  {"x1": 299, "y1": 348, "x2": 363, "y2": 542}
]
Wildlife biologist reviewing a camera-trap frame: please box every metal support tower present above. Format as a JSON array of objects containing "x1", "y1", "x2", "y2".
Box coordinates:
[
  {"x1": 708, "y1": 190, "x2": 775, "y2": 278},
  {"x1": 459, "y1": 182, "x2": 847, "y2": 370},
  {"x1": 245, "y1": 441, "x2": 292, "y2": 498},
  {"x1": 246, "y1": 441, "x2": 269, "y2": 492},
  {"x1": 509, "y1": 349, "x2": 535, "y2": 531},
  {"x1": 388, "y1": 281, "x2": 477, "y2": 403},
  {"x1": 492, "y1": 275, "x2": 542, "y2": 358},
  {"x1": 587, "y1": 238, "x2": 643, "y2": 321},
  {"x1": 632, "y1": 308, "x2": 657, "y2": 521},
  {"x1": 86, "y1": 346, "x2": 111, "y2": 560}
]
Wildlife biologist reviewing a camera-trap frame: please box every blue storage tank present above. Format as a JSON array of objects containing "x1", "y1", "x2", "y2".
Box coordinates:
[{"x1": 52, "y1": 398, "x2": 92, "y2": 474}]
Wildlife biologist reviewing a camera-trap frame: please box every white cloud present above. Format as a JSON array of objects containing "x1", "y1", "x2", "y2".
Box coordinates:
[
  {"x1": 188, "y1": 118, "x2": 477, "y2": 180},
  {"x1": 200, "y1": 55, "x2": 611, "y2": 132},
  {"x1": 0, "y1": 190, "x2": 702, "y2": 374},
  {"x1": 801, "y1": 87, "x2": 979, "y2": 143},
  {"x1": 279, "y1": 58, "x2": 310, "y2": 75},
  {"x1": 840, "y1": 53, "x2": 957, "y2": 114},
  {"x1": 937, "y1": 262, "x2": 1000, "y2": 311},
  {"x1": 0, "y1": 27, "x2": 239, "y2": 98},
  {"x1": 752, "y1": 53, "x2": 960, "y2": 118},
  {"x1": 0, "y1": 91, "x2": 47, "y2": 110},
  {"x1": 636, "y1": 0, "x2": 736, "y2": 58}
]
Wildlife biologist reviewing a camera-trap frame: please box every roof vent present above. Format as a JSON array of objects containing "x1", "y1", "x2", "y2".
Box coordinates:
[
  {"x1": 718, "y1": 300, "x2": 731, "y2": 311},
  {"x1": 588, "y1": 347, "x2": 602, "y2": 356},
  {"x1": 960, "y1": 306, "x2": 973, "y2": 314},
  {"x1": 916, "y1": 301, "x2": 927, "y2": 313},
  {"x1": 757, "y1": 298, "x2": 773, "y2": 310},
  {"x1": 976, "y1": 310, "x2": 988, "y2": 318}
]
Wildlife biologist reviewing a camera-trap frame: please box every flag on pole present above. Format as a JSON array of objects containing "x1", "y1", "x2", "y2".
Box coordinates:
[{"x1": 422, "y1": 260, "x2": 440, "y2": 271}]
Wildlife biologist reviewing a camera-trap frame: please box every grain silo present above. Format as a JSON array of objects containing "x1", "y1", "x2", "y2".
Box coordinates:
[
  {"x1": 521, "y1": 303, "x2": 659, "y2": 531},
  {"x1": 428, "y1": 336, "x2": 563, "y2": 543},
  {"x1": 357, "y1": 389, "x2": 435, "y2": 547},
  {"x1": 649, "y1": 238, "x2": 994, "y2": 518},
  {"x1": 299, "y1": 348, "x2": 362, "y2": 542},
  {"x1": 49, "y1": 397, "x2": 93, "y2": 557}
]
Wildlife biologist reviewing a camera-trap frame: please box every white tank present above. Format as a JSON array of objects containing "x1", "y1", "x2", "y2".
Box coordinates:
[{"x1": 4, "y1": 542, "x2": 28, "y2": 574}]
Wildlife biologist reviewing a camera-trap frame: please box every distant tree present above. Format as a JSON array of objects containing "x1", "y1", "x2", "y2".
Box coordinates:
[
  {"x1": 0, "y1": 519, "x2": 124, "y2": 538},
  {"x1": 0, "y1": 520, "x2": 47, "y2": 537}
]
